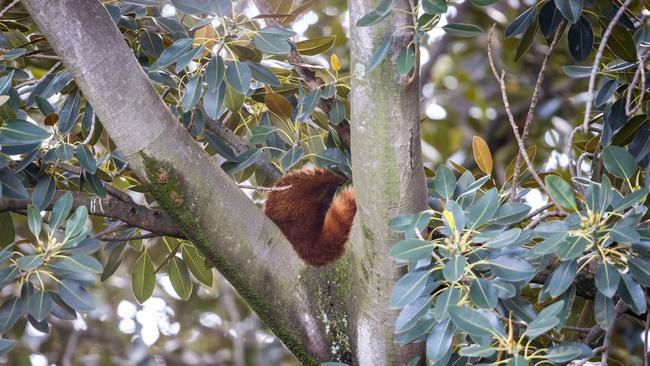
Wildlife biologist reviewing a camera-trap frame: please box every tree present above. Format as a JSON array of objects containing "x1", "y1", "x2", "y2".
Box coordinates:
[{"x1": 0, "y1": 0, "x2": 649, "y2": 365}]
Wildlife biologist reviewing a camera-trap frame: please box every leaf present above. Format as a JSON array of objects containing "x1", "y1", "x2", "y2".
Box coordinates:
[
  {"x1": 0, "y1": 339, "x2": 16, "y2": 357},
  {"x1": 0, "y1": 119, "x2": 50, "y2": 146},
  {"x1": 32, "y1": 174, "x2": 56, "y2": 211},
  {"x1": 426, "y1": 318, "x2": 455, "y2": 363},
  {"x1": 567, "y1": 17, "x2": 593, "y2": 61},
  {"x1": 356, "y1": 0, "x2": 397, "y2": 27},
  {"x1": 556, "y1": 235, "x2": 589, "y2": 260},
  {"x1": 602, "y1": 145, "x2": 636, "y2": 180},
  {"x1": 182, "y1": 244, "x2": 213, "y2": 287},
  {"x1": 57, "y1": 92, "x2": 81, "y2": 135},
  {"x1": 595, "y1": 78, "x2": 619, "y2": 107},
  {"x1": 434, "y1": 165, "x2": 456, "y2": 200},
  {"x1": 49, "y1": 192, "x2": 73, "y2": 232},
  {"x1": 58, "y1": 280, "x2": 95, "y2": 312},
  {"x1": 524, "y1": 301, "x2": 563, "y2": 339},
  {"x1": 470, "y1": 278, "x2": 498, "y2": 309},
  {"x1": 608, "y1": 24, "x2": 638, "y2": 63},
  {"x1": 422, "y1": 0, "x2": 447, "y2": 14},
  {"x1": 369, "y1": 36, "x2": 392, "y2": 72},
  {"x1": 514, "y1": 18, "x2": 538, "y2": 62},
  {"x1": 548, "y1": 260, "x2": 578, "y2": 297},
  {"x1": 629, "y1": 257, "x2": 650, "y2": 286},
  {"x1": 27, "y1": 205, "x2": 42, "y2": 239},
  {"x1": 329, "y1": 99, "x2": 346, "y2": 125},
  {"x1": 545, "y1": 175, "x2": 577, "y2": 210},
  {"x1": 132, "y1": 249, "x2": 156, "y2": 303},
  {"x1": 396, "y1": 45, "x2": 415, "y2": 75},
  {"x1": 489, "y1": 204, "x2": 530, "y2": 225},
  {"x1": 171, "y1": 0, "x2": 210, "y2": 14},
  {"x1": 505, "y1": 6, "x2": 537, "y2": 38},
  {"x1": 595, "y1": 292, "x2": 614, "y2": 330},
  {"x1": 563, "y1": 65, "x2": 593, "y2": 78},
  {"x1": 182, "y1": 74, "x2": 203, "y2": 112},
  {"x1": 203, "y1": 83, "x2": 226, "y2": 119},
  {"x1": 0, "y1": 297, "x2": 23, "y2": 333},
  {"x1": 472, "y1": 136, "x2": 492, "y2": 175},
  {"x1": 389, "y1": 239, "x2": 434, "y2": 262},
  {"x1": 485, "y1": 228, "x2": 522, "y2": 249},
  {"x1": 546, "y1": 343, "x2": 584, "y2": 362},
  {"x1": 443, "y1": 255, "x2": 466, "y2": 282},
  {"x1": 168, "y1": 257, "x2": 193, "y2": 300},
  {"x1": 617, "y1": 273, "x2": 646, "y2": 315},
  {"x1": 64, "y1": 206, "x2": 88, "y2": 241},
  {"x1": 16, "y1": 255, "x2": 43, "y2": 271},
  {"x1": 595, "y1": 262, "x2": 621, "y2": 298},
  {"x1": 442, "y1": 23, "x2": 483, "y2": 37},
  {"x1": 53, "y1": 255, "x2": 103, "y2": 273},
  {"x1": 0, "y1": 169, "x2": 28, "y2": 200},
  {"x1": 265, "y1": 92, "x2": 293, "y2": 119},
  {"x1": 76, "y1": 144, "x2": 97, "y2": 174},
  {"x1": 295, "y1": 36, "x2": 336, "y2": 56},
  {"x1": 205, "y1": 55, "x2": 225, "y2": 92},
  {"x1": 539, "y1": 1, "x2": 564, "y2": 38},
  {"x1": 490, "y1": 255, "x2": 534, "y2": 282},
  {"x1": 554, "y1": 0, "x2": 583, "y2": 23},
  {"x1": 28, "y1": 290, "x2": 52, "y2": 322},
  {"x1": 391, "y1": 269, "x2": 437, "y2": 309},
  {"x1": 448, "y1": 306, "x2": 503, "y2": 337},
  {"x1": 253, "y1": 32, "x2": 291, "y2": 55},
  {"x1": 331, "y1": 54, "x2": 341, "y2": 73},
  {"x1": 433, "y1": 287, "x2": 463, "y2": 320},
  {"x1": 225, "y1": 61, "x2": 252, "y2": 95},
  {"x1": 394, "y1": 296, "x2": 431, "y2": 333},
  {"x1": 466, "y1": 188, "x2": 499, "y2": 229}
]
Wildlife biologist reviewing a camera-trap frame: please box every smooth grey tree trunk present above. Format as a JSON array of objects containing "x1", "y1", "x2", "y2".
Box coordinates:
[{"x1": 22, "y1": 0, "x2": 428, "y2": 364}]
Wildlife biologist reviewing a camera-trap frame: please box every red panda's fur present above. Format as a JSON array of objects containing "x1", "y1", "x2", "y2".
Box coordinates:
[{"x1": 264, "y1": 168, "x2": 356, "y2": 266}]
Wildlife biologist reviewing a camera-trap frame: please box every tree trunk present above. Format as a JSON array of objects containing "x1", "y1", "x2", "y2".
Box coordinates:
[{"x1": 348, "y1": 0, "x2": 428, "y2": 364}]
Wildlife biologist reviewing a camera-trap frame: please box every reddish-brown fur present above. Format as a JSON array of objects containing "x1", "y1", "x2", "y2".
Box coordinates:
[{"x1": 264, "y1": 168, "x2": 356, "y2": 265}]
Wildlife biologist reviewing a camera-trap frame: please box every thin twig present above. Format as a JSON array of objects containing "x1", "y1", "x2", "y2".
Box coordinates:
[
  {"x1": 0, "y1": 0, "x2": 20, "y2": 18},
  {"x1": 626, "y1": 53, "x2": 647, "y2": 115},
  {"x1": 576, "y1": 153, "x2": 594, "y2": 177},
  {"x1": 524, "y1": 211, "x2": 567, "y2": 230},
  {"x1": 487, "y1": 25, "x2": 566, "y2": 214},
  {"x1": 237, "y1": 184, "x2": 290, "y2": 191},
  {"x1": 601, "y1": 300, "x2": 627, "y2": 365},
  {"x1": 582, "y1": 0, "x2": 633, "y2": 133},
  {"x1": 81, "y1": 110, "x2": 96, "y2": 145},
  {"x1": 95, "y1": 232, "x2": 163, "y2": 242},
  {"x1": 154, "y1": 240, "x2": 183, "y2": 274},
  {"x1": 58, "y1": 162, "x2": 134, "y2": 203},
  {"x1": 510, "y1": 22, "x2": 565, "y2": 201}
]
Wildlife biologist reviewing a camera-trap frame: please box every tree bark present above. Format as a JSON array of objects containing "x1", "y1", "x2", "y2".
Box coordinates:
[
  {"x1": 21, "y1": 1, "x2": 331, "y2": 363},
  {"x1": 348, "y1": 0, "x2": 428, "y2": 364}
]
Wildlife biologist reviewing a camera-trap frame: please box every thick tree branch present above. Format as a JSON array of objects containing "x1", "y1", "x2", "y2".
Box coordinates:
[
  {"x1": 0, "y1": 190, "x2": 183, "y2": 237},
  {"x1": 22, "y1": 1, "x2": 328, "y2": 363}
]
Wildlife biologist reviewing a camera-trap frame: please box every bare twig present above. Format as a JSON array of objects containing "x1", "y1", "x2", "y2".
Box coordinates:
[
  {"x1": 601, "y1": 300, "x2": 628, "y2": 365},
  {"x1": 576, "y1": 153, "x2": 594, "y2": 177},
  {"x1": 524, "y1": 210, "x2": 567, "y2": 230},
  {"x1": 626, "y1": 53, "x2": 647, "y2": 115},
  {"x1": 58, "y1": 162, "x2": 134, "y2": 203},
  {"x1": 238, "y1": 184, "x2": 290, "y2": 191},
  {"x1": 510, "y1": 22, "x2": 565, "y2": 201},
  {"x1": 0, "y1": 0, "x2": 20, "y2": 18},
  {"x1": 582, "y1": 0, "x2": 633, "y2": 133},
  {"x1": 154, "y1": 240, "x2": 183, "y2": 274},
  {"x1": 487, "y1": 25, "x2": 566, "y2": 214}
]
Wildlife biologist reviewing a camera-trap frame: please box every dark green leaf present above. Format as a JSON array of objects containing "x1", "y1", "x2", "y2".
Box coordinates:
[
  {"x1": 554, "y1": 0, "x2": 583, "y2": 23},
  {"x1": 206, "y1": 55, "x2": 225, "y2": 92},
  {"x1": 57, "y1": 92, "x2": 81, "y2": 135},
  {"x1": 548, "y1": 260, "x2": 577, "y2": 297},
  {"x1": 16, "y1": 255, "x2": 43, "y2": 271},
  {"x1": 595, "y1": 262, "x2": 621, "y2": 298},
  {"x1": 58, "y1": 280, "x2": 95, "y2": 312},
  {"x1": 391, "y1": 269, "x2": 438, "y2": 309},
  {"x1": 443, "y1": 255, "x2": 466, "y2": 282},
  {"x1": 467, "y1": 188, "x2": 499, "y2": 229},
  {"x1": 602, "y1": 145, "x2": 636, "y2": 180},
  {"x1": 253, "y1": 32, "x2": 291, "y2": 55},
  {"x1": 182, "y1": 74, "x2": 203, "y2": 112},
  {"x1": 28, "y1": 290, "x2": 52, "y2": 322},
  {"x1": 470, "y1": 278, "x2": 498, "y2": 309},
  {"x1": 618, "y1": 273, "x2": 646, "y2": 315},
  {"x1": 368, "y1": 36, "x2": 392, "y2": 71},
  {"x1": 49, "y1": 192, "x2": 72, "y2": 232},
  {"x1": 394, "y1": 296, "x2": 431, "y2": 333},
  {"x1": 545, "y1": 175, "x2": 577, "y2": 210},
  {"x1": 76, "y1": 144, "x2": 96, "y2": 174},
  {"x1": 422, "y1": 0, "x2": 447, "y2": 14},
  {"x1": 168, "y1": 257, "x2": 192, "y2": 300},
  {"x1": 426, "y1": 318, "x2": 455, "y2": 363},
  {"x1": 490, "y1": 255, "x2": 534, "y2": 282},
  {"x1": 0, "y1": 169, "x2": 28, "y2": 200},
  {"x1": 568, "y1": 17, "x2": 593, "y2": 61},
  {"x1": 505, "y1": 6, "x2": 537, "y2": 38},
  {"x1": 629, "y1": 257, "x2": 650, "y2": 286},
  {"x1": 204, "y1": 82, "x2": 226, "y2": 119},
  {"x1": 448, "y1": 306, "x2": 504, "y2": 337},
  {"x1": 594, "y1": 292, "x2": 614, "y2": 330},
  {"x1": 0, "y1": 119, "x2": 50, "y2": 146},
  {"x1": 396, "y1": 46, "x2": 415, "y2": 75},
  {"x1": 225, "y1": 61, "x2": 252, "y2": 95},
  {"x1": 132, "y1": 249, "x2": 155, "y2": 303},
  {"x1": 442, "y1": 23, "x2": 483, "y2": 37},
  {"x1": 32, "y1": 174, "x2": 56, "y2": 211},
  {"x1": 389, "y1": 239, "x2": 434, "y2": 262},
  {"x1": 182, "y1": 244, "x2": 213, "y2": 287}
]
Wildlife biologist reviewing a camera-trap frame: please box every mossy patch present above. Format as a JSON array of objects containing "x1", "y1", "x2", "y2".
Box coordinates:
[{"x1": 140, "y1": 154, "x2": 320, "y2": 365}]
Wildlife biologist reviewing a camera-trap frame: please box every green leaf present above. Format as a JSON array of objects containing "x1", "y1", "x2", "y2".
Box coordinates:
[
  {"x1": 611, "y1": 187, "x2": 648, "y2": 212},
  {"x1": 426, "y1": 318, "x2": 455, "y2": 363},
  {"x1": 64, "y1": 206, "x2": 88, "y2": 242},
  {"x1": 545, "y1": 175, "x2": 577, "y2": 210},
  {"x1": 568, "y1": 17, "x2": 593, "y2": 61},
  {"x1": 434, "y1": 165, "x2": 456, "y2": 200},
  {"x1": 547, "y1": 343, "x2": 583, "y2": 362},
  {"x1": 485, "y1": 228, "x2": 521, "y2": 249},
  {"x1": 617, "y1": 273, "x2": 646, "y2": 315},
  {"x1": 16, "y1": 255, "x2": 43, "y2": 271},
  {"x1": 225, "y1": 61, "x2": 252, "y2": 95},
  {"x1": 524, "y1": 301, "x2": 563, "y2": 339},
  {"x1": 0, "y1": 119, "x2": 50, "y2": 146},
  {"x1": 182, "y1": 244, "x2": 213, "y2": 287},
  {"x1": 57, "y1": 92, "x2": 81, "y2": 135},
  {"x1": 49, "y1": 192, "x2": 72, "y2": 233},
  {"x1": 490, "y1": 255, "x2": 534, "y2": 282},
  {"x1": 562, "y1": 65, "x2": 593, "y2": 78},
  {"x1": 506, "y1": 355, "x2": 528, "y2": 366},
  {"x1": 548, "y1": 260, "x2": 577, "y2": 297},
  {"x1": 595, "y1": 292, "x2": 614, "y2": 330},
  {"x1": 0, "y1": 169, "x2": 27, "y2": 200},
  {"x1": 101, "y1": 243, "x2": 126, "y2": 282},
  {"x1": 182, "y1": 74, "x2": 203, "y2": 112},
  {"x1": 396, "y1": 46, "x2": 415, "y2": 75},
  {"x1": 629, "y1": 257, "x2": 650, "y2": 286},
  {"x1": 470, "y1": 278, "x2": 498, "y2": 309},
  {"x1": 389, "y1": 239, "x2": 434, "y2": 262},
  {"x1": 28, "y1": 290, "x2": 52, "y2": 322},
  {"x1": 356, "y1": 0, "x2": 397, "y2": 26},
  {"x1": 443, "y1": 255, "x2": 466, "y2": 282},
  {"x1": 32, "y1": 174, "x2": 56, "y2": 211},
  {"x1": 368, "y1": 36, "x2": 392, "y2": 72},
  {"x1": 53, "y1": 255, "x2": 102, "y2": 273},
  {"x1": 391, "y1": 269, "x2": 438, "y2": 309},
  {"x1": 467, "y1": 188, "x2": 499, "y2": 229},
  {"x1": 204, "y1": 82, "x2": 226, "y2": 119},
  {"x1": 168, "y1": 257, "x2": 193, "y2": 300},
  {"x1": 394, "y1": 296, "x2": 431, "y2": 333},
  {"x1": 157, "y1": 38, "x2": 193, "y2": 68},
  {"x1": 132, "y1": 249, "x2": 155, "y2": 303},
  {"x1": 422, "y1": 0, "x2": 447, "y2": 14},
  {"x1": 533, "y1": 232, "x2": 568, "y2": 255},
  {"x1": 505, "y1": 6, "x2": 537, "y2": 38},
  {"x1": 556, "y1": 235, "x2": 589, "y2": 260},
  {"x1": 442, "y1": 23, "x2": 483, "y2": 37},
  {"x1": 294, "y1": 36, "x2": 336, "y2": 56},
  {"x1": 448, "y1": 306, "x2": 504, "y2": 337},
  {"x1": 329, "y1": 99, "x2": 346, "y2": 125},
  {"x1": 76, "y1": 144, "x2": 96, "y2": 174},
  {"x1": 0, "y1": 297, "x2": 23, "y2": 333},
  {"x1": 607, "y1": 24, "x2": 638, "y2": 63},
  {"x1": 602, "y1": 145, "x2": 636, "y2": 180},
  {"x1": 205, "y1": 55, "x2": 225, "y2": 92},
  {"x1": 554, "y1": 0, "x2": 583, "y2": 23},
  {"x1": 595, "y1": 262, "x2": 620, "y2": 298},
  {"x1": 280, "y1": 146, "x2": 304, "y2": 171},
  {"x1": 433, "y1": 287, "x2": 463, "y2": 320},
  {"x1": 513, "y1": 19, "x2": 538, "y2": 62},
  {"x1": 58, "y1": 280, "x2": 95, "y2": 312},
  {"x1": 27, "y1": 205, "x2": 42, "y2": 240},
  {"x1": 253, "y1": 32, "x2": 291, "y2": 55}
]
